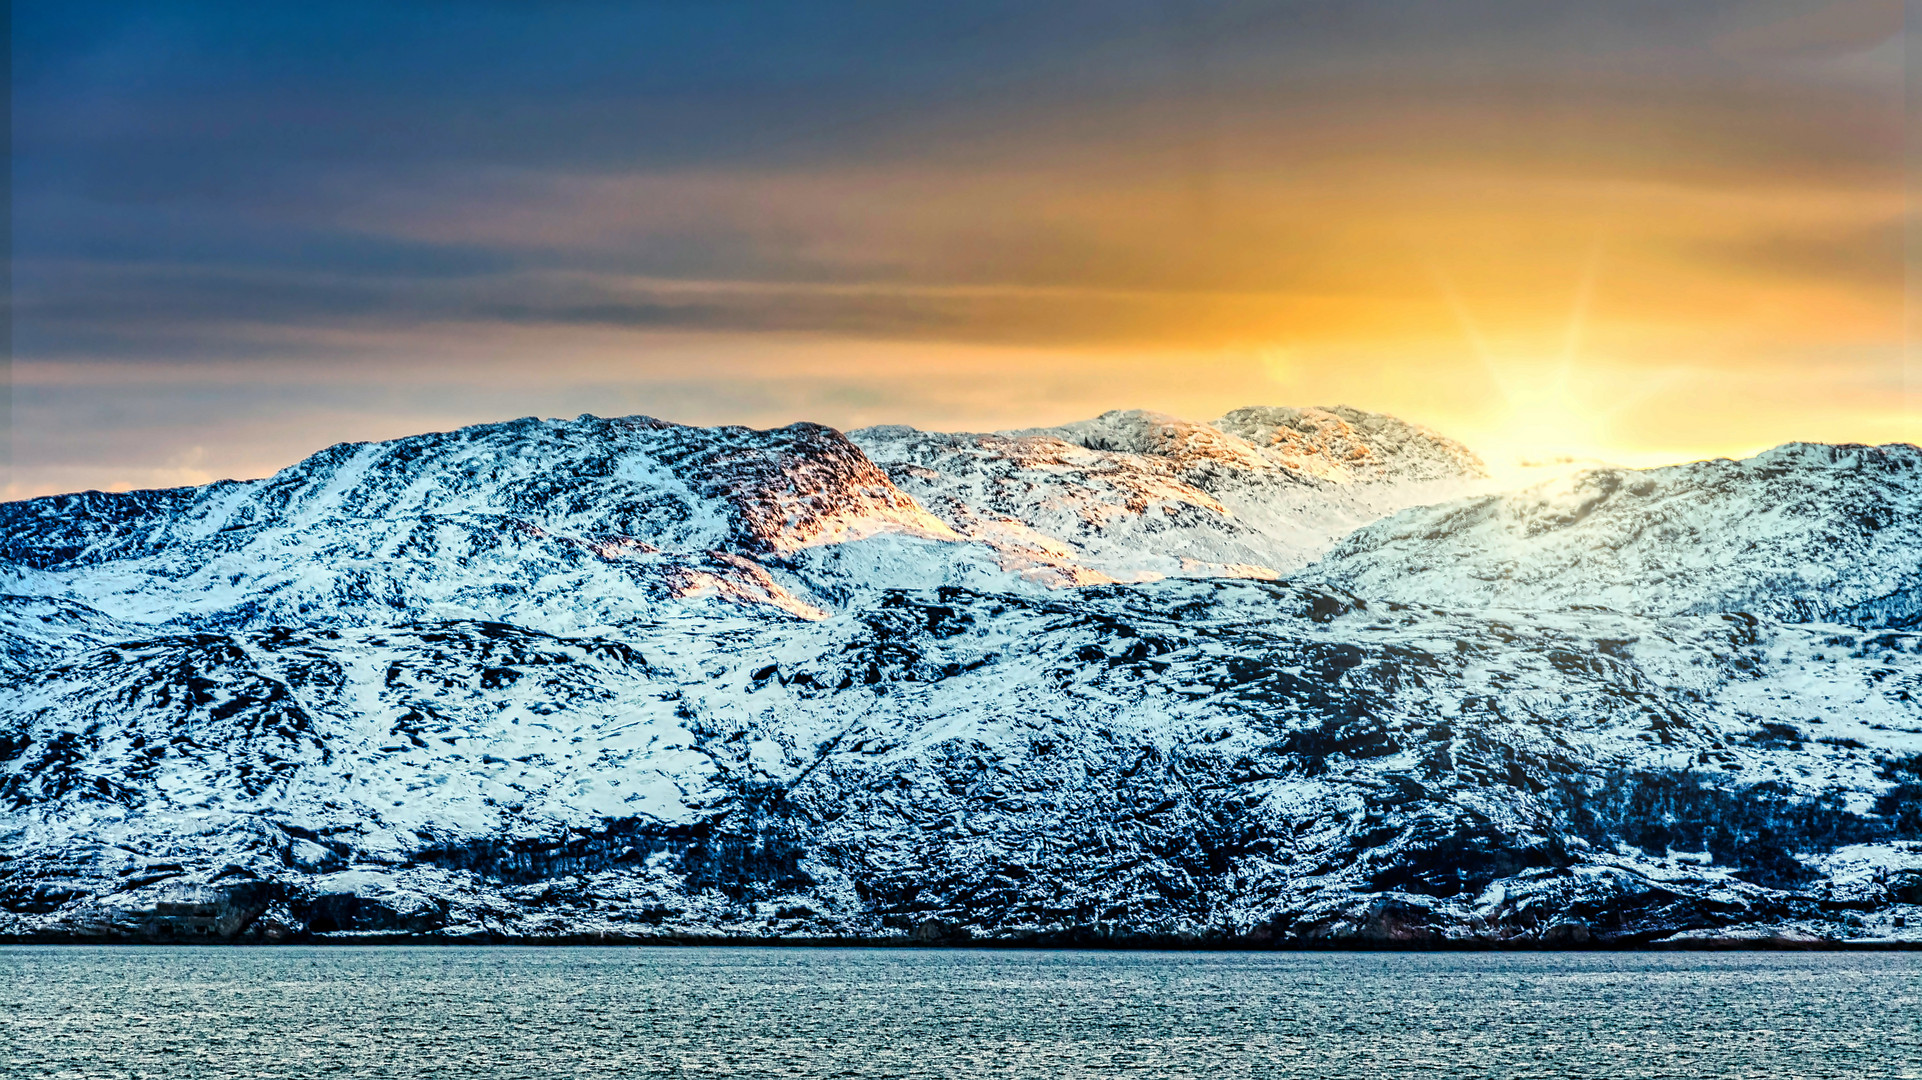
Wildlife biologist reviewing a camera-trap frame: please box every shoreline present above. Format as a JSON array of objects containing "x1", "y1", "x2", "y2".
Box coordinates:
[{"x1": 6, "y1": 933, "x2": 1921, "y2": 951}]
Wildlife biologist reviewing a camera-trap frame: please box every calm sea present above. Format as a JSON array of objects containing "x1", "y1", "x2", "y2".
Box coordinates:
[{"x1": 3, "y1": 946, "x2": 1918, "y2": 1078}]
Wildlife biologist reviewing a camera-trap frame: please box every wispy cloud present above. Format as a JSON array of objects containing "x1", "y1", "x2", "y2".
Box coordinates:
[{"x1": 7, "y1": 0, "x2": 1913, "y2": 495}]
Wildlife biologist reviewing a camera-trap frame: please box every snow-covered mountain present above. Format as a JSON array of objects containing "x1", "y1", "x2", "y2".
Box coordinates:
[
  {"x1": 2, "y1": 408, "x2": 1918, "y2": 946},
  {"x1": 1309, "y1": 442, "x2": 1922, "y2": 627},
  {"x1": 852, "y1": 405, "x2": 1486, "y2": 583}
]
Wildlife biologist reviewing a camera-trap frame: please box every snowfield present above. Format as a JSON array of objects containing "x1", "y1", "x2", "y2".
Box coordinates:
[{"x1": 1, "y1": 407, "x2": 1918, "y2": 945}]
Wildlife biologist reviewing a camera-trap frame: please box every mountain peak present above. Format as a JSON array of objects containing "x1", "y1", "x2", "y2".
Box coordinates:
[
  {"x1": 1213, "y1": 404, "x2": 1489, "y2": 483},
  {"x1": 852, "y1": 404, "x2": 1489, "y2": 581}
]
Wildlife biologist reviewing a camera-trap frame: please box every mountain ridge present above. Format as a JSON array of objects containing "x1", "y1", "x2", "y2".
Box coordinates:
[
  {"x1": 2, "y1": 406, "x2": 1918, "y2": 946},
  {"x1": 1307, "y1": 440, "x2": 1922, "y2": 628}
]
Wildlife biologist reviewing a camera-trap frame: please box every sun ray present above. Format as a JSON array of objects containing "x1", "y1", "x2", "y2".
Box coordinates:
[
  {"x1": 1555, "y1": 235, "x2": 1607, "y2": 400},
  {"x1": 1427, "y1": 258, "x2": 1513, "y2": 406}
]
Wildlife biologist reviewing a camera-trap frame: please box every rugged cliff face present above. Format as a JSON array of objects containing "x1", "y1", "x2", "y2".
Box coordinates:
[{"x1": 2, "y1": 409, "x2": 1918, "y2": 945}]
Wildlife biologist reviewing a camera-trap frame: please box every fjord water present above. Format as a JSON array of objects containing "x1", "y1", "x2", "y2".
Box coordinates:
[{"x1": 4, "y1": 948, "x2": 1918, "y2": 1079}]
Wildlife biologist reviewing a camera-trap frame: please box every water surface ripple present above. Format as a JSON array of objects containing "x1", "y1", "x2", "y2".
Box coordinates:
[{"x1": 4, "y1": 947, "x2": 1919, "y2": 1078}]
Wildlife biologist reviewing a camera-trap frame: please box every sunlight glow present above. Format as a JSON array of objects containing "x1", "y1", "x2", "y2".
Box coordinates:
[{"x1": 1428, "y1": 245, "x2": 1677, "y2": 480}]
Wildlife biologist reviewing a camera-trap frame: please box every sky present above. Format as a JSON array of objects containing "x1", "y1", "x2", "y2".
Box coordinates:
[{"x1": 6, "y1": 0, "x2": 1918, "y2": 497}]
